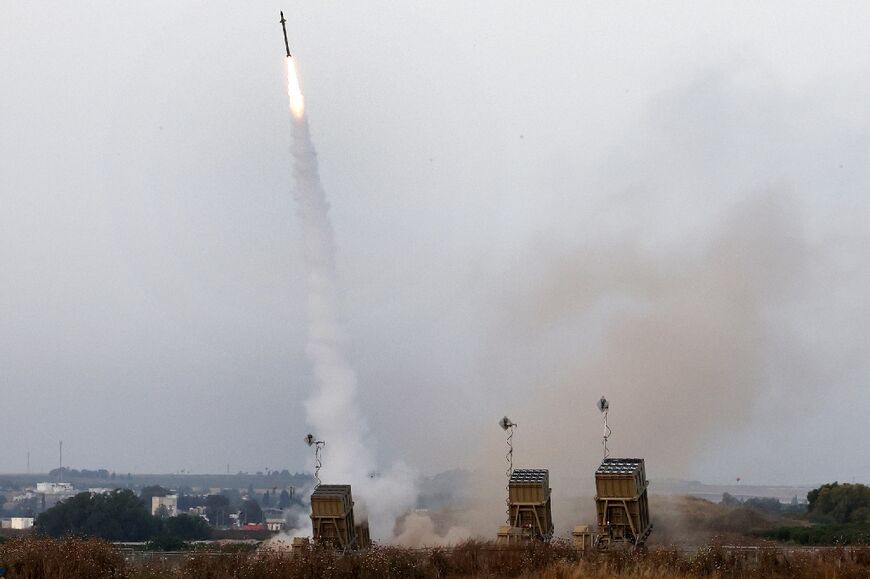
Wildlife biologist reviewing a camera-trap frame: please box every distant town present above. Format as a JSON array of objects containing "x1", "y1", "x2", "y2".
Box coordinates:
[{"x1": 0, "y1": 468, "x2": 313, "y2": 539}]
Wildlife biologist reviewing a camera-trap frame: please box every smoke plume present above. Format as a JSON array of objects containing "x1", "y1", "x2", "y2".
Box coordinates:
[{"x1": 286, "y1": 57, "x2": 416, "y2": 539}]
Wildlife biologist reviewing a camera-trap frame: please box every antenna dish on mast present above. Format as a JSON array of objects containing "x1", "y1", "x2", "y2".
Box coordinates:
[
  {"x1": 303, "y1": 433, "x2": 325, "y2": 487},
  {"x1": 499, "y1": 416, "x2": 518, "y2": 524},
  {"x1": 598, "y1": 397, "x2": 612, "y2": 460}
]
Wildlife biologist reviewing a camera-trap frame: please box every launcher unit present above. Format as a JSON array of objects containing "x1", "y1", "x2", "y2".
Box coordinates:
[
  {"x1": 502, "y1": 468, "x2": 554, "y2": 541},
  {"x1": 310, "y1": 484, "x2": 360, "y2": 550},
  {"x1": 594, "y1": 458, "x2": 652, "y2": 548},
  {"x1": 354, "y1": 520, "x2": 371, "y2": 549}
]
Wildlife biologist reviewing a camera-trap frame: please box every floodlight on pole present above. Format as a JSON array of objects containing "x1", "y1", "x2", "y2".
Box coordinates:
[
  {"x1": 304, "y1": 433, "x2": 325, "y2": 488},
  {"x1": 598, "y1": 396, "x2": 611, "y2": 460},
  {"x1": 499, "y1": 416, "x2": 517, "y2": 525}
]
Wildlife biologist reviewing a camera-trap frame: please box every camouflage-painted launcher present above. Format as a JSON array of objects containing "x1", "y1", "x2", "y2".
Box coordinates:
[
  {"x1": 309, "y1": 484, "x2": 371, "y2": 550},
  {"x1": 497, "y1": 468, "x2": 554, "y2": 543},
  {"x1": 594, "y1": 458, "x2": 652, "y2": 548}
]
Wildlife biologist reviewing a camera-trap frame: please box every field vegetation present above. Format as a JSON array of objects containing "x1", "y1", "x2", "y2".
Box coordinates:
[
  {"x1": 752, "y1": 482, "x2": 870, "y2": 547},
  {"x1": 756, "y1": 523, "x2": 870, "y2": 546},
  {"x1": 3, "y1": 537, "x2": 870, "y2": 578}
]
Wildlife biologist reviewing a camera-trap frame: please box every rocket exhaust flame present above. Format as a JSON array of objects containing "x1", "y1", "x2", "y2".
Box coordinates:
[{"x1": 287, "y1": 57, "x2": 305, "y2": 119}]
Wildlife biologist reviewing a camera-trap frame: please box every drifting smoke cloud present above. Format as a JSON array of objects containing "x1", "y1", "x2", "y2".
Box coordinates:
[
  {"x1": 286, "y1": 57, "x2": 417, "y2": 539},
  {"x1": 489, "y1": 192, "x2": 807, "y2": 476},
  {"x1": 393, "y1": 511, "x2": 472, "y2": 547},
  {"x1": 467, "y1": 65, "x2": 861, "y2": 492},
  {"x1": 406, "y1": 63, "x2": 870, "y2": 537}
]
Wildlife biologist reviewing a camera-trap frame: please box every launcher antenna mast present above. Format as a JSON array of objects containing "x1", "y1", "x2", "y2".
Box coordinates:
[
  {"x1": 498, "y1": 416, "x2": 517, "y2": 524},
  {"x1": 597, "y1": 397, "x2": 611, "y2": 460},
  {"x1": 304, "y1": 434, "x2": 325, "y2": 488}
]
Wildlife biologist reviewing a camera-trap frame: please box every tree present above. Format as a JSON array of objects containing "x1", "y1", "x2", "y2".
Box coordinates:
[
  {"x1": 278, "y1": 490, "x2": 291, "y2": 509},
  {"x1": 744, "y1": 497, "x2": 783, "y2": 515},
  {"x1": 262, "y1": 491, "x2": 271, "y2": 507},
  {"x1": 35, "y1": 490, "x2": 157, "y2": 541},
  {"x1": 48, "y1": 467, "x2": 70, "y2": 479},
  {"x1": 154, "y1": 504, "x2": 171, "y2": 520},
  {"x1": 721, "y1": 493, "x2": 741, "y2": 507},
  {"x1": 205, "y1": 494, "x2": 230, "y2": 528},
  {"x1": 239, "y1": 499, "x2": 263, "y2": 525},
  {"x1": 147, "y1": 534, "x2": 186, "y2": 551},
  {"x1": 178, "y1": 493, "x2": 205, "y2": 511},
  {"x1": 162, "y1": 514, "x2": 212, "y2": 540},
  {"x1": 220, "y1": 488, "x2": 241, "y2": 508},
  {"x1": 139, "y1": 485, "x2": 169, "y2": 509},
  {"x1": 807, "y1": 482, "x2": 870, "y2": 524},
  {"x1": 12, "y1": 496, "x2": 40, "y2": 517}
]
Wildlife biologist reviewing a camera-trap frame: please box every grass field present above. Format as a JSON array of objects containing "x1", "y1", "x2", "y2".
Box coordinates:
[{"x1": 3, "y1": 536, "x2": 870, "y2": 578}]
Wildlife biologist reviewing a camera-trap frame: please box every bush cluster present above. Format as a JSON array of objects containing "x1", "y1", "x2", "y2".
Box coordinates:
[{"x1": 758, "y1": 523, "x2": 870, "y2": 546}]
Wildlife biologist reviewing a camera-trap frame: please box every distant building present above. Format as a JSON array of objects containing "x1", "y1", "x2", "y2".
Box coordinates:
[
  {"x1": 186, "y1": 506, "x2": 208, "y2": 520},
  {"x1": 35, "y1": 482, "x2": 74, "y2": 494},
  {"x1": 1, "y1": 517, "x2": 34, "y2": 530},
  {"x1": 265, "y1": 517, "x2": 286, "y2": 532},
  {"x1": 32, "y1": 481, "x2": 76, "y2": 511},
  {"x1": 151, "y1": 495, "x2": 178, "y2": 518}
]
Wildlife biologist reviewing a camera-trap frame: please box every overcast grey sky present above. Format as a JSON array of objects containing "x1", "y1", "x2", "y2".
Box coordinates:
[{"x1": 2, "y1": 1, "x2": 869, "y2": 485}]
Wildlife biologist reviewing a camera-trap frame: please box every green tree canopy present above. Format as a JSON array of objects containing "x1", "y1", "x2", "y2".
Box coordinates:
[
  {"x1": 139, "y1": 485, "x2": 169, "y2": 508},
  {"x1": 239, "y1": 499, "x2": 263, "y2": 525},
  {"x1": 35, "y1": 490, "x2": 157, "y2": 541},
  {"x1": 744, "y1": 497, "x2": 783, "y2": 515},
  {"x1": 807, "y1": 482, "x2": 870, "y2": 524},
  {"x1": 204, "y1": 494, "x2": 230, "y2": 527},
  {"x1": 720, "y1": 492, "x2": 741, "y2": 507},
  {"x1": 162, "y1": 513, "x2": 211, "y2": 540}
]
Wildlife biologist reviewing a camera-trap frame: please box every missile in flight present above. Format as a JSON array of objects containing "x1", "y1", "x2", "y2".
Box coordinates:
[{"x1": 279, "y1": 11, "x2": 291, "y2": 58}]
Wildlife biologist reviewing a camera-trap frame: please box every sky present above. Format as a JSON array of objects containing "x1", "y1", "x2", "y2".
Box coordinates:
[{"x1": 1, "y1": 1, "x2": 869, "y2": 485}]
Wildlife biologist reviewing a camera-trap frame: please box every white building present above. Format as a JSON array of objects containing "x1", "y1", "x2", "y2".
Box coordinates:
[
  {"x1": 1, "y1": 517, "x2": 34, "y2": 530},
  {"x1": 31, "y1": 481, "x2": 77, "y2": 510},
  {"x1": 265, "y1": 517, "x2": 286, "y2": 532},
  {"x1": 35, "y1": 482, "x2": 74, "y2": 494},
  {"x1": 151, "y1": 495, "x2": 178, "y2": 518}
]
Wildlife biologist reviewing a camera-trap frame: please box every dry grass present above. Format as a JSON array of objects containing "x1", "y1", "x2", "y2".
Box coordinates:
[
  {"x1": 3, "y1": 536, "x2": 870, "y2": 578},
  {"x1": 0, "y1": 536, "x2": 125, "y2": 578},
  {"x1": 649, "y1": 496, "x2": 807, "y2": 547}
]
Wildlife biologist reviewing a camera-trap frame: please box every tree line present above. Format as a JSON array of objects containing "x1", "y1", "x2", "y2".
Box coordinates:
[{"x1": 34, "y1": 489, "x2": 211, "y2": 544}]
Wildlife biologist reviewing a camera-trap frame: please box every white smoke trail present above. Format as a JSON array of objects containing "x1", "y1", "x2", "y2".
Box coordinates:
[{"x1": 286, "y1": 57, "x2": 416, "y2": 539}]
